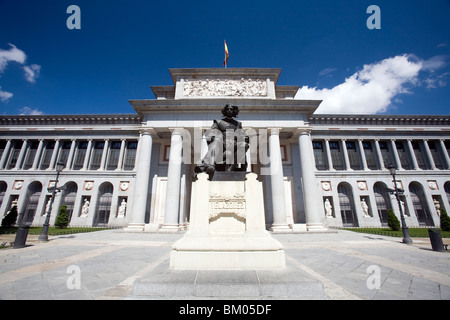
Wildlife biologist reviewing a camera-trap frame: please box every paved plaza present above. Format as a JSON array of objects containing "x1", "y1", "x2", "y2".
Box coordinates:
[{"x1": 0, "y1": 229, "x2": 449, "y2": 300}]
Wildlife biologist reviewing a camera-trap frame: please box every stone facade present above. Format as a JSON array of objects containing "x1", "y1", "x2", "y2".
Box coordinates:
[{"x1": 0, "y1": 68, "x2": 449, "y2": 231}]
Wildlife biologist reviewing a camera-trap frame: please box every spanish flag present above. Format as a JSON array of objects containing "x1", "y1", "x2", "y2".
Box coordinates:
[{"x1": 223, "y1": 40, "x2": 229, "y2": 67}]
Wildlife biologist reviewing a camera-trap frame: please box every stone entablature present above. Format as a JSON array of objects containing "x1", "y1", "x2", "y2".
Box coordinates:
[
  {"x1": 0, "y1": 114, "x2": 141, "y2": 128},
  {"x1": 310, "y1": 114, "x2": 450, "y2": 127}
]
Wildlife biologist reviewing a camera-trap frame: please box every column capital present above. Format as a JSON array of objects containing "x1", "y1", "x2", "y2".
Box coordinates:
[
  {"x1": 139, "y1": 127, "x2": 156, "y2": 136},
  {"x1": 294, "y1": 127, "x2": 312, "y2": 136},
  {"x1": 268, "y1": 127, "x2": 283, "y2": 135},
  {"x1": 168, "y1": 127, "x2": 186, "y2": 136}
]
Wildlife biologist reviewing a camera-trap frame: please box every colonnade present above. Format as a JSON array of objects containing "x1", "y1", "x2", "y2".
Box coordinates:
[{"x1": 127, "y1": 126, "x2": 325, "y2": 231}]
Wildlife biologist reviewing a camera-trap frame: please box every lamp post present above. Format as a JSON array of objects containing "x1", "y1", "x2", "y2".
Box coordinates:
[
  {"x1": 38, "y1": 161, "x2": 65, "y2": 242},
  {"x1": 387, "y1": 165, "x2": 413, "y2": 245}
]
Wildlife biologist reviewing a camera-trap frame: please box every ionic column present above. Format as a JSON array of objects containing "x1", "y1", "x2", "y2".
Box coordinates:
[
  {"x1": 31, "y1": 139, "x2": 44, "y2": 170},
  {"x1": 125, "y1": 129, "x2": 154, "y2": 231},
  {"x1": 423, "y1": 140, "x2": 436, "y2": 170},
  {"x1": 357, "y1": 139, "x2": 369, "y2": 171},
  {"x1": 390, "y1": 139, "x2": 403, "y2": 170},
  {"x1": 374, "y1": 140, "x2": 385, "y2": 170},
  {"x1": 0, "y1": 140, "x2": 12, "y2": 169},
  {"x1": 297, "y1": 129, "x2": 327, "y2": 231},
  {"x1": 99, "y1": 139, "x2": 109, "y2": 171},
  {"x1": 268, "y1": 128, "x2": 291, "y2": 231},
  {"x1": 439, "y1": 139, "x2": 450, "y2": 169},
  {"x1": 14, "y1": 139, "x2": 28, "y2": 170},
  {"x1": 65, "y1": 139, "x2": 77, "y2": 170},
  {"x1": 115, "y1": 139, "x2": 126, "y2": 171},
  {"x1": 406, "y1": 139, "x2": 420, "y2": 170},
  {"x1": 324, "y1": 139, "x2": 335, "y2": 171},
  {"x1": 81, "y1": 139, "x2": 93, "y2": 170},
  {"x1": 48, "y1": 139, "x2": 60, "y2": 170},
  {"x1": 341, "y1": 139, "x2": 352, "y2": 171},
  {"x1": 161, "y1": 128, "x2": 184, "y2": 231}
]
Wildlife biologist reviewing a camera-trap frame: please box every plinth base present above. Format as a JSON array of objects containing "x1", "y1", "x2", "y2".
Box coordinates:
[
  {"x1": 170, "y1": 250, "x2": 285, "y2": 270},
  {"x1": 170, "y1": 172, "x2": 286, "y2": 270},
  {"x1": 131, "y1": 260, "x2": 326, "y2": 299}
]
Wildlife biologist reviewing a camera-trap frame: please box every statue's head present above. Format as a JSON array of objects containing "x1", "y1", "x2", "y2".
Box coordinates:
[{"x1": 221, "y1": 104, "x2": 239, "y2": 118}]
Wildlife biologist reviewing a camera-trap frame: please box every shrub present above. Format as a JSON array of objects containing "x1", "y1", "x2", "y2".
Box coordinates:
[
  {"x1": 1, "y1": 205, "x2": 18, "y2": 228},
  {"x1": 387, "y1": 209, "x2": 400, "y2": 231},
  {"x1": 54, "y1": 205, "x2": 69, "y2": 229},
  {"x1": 440, "y1": 209, "x2": 450, "y2": 232}
]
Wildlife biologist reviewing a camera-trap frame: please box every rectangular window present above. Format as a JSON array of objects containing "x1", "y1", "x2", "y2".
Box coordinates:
[
  {"x1": 428, "y1": 141, "x2": 443, "y2": 169},
  {"x1": 89, "y1": 141, "x2": 104, "y2": 170},
  {"x1": 123, "y1": 141, "x2": 137, "y2": 171},
  {"x1": 346, "y1": 141, "x2": 361, "y2": 170},
  {"x1": 379, "y1": 141, "x2": 393, "y2": 167},
  {"x1": 23, "y1": 141, "x2": 39, "y2": 170},
  {"x1": 329, "y1": 141, "x2": 344, "y2": 170},
  {"x1": 39, "y1": 141, "x2": 55, "y2": 170},
  {"x1": 363, "y1": 141, "x2": 377, "y2": 170},
  {"x1": 412, "y1": 141, "x2": 427, "y2": 169},
  {"x1": 106, "y1": 141, "x2": 122, "y2": 170},
  {"x1": 73, "y1": 141, "x2": 88, "y2": 170},
  {"x1": 313, "y1": 141, "x2": 327, "y2": 170},
  {"x1": 58, "y1": 141, "x2": 72, "y2": 166},
  {"x1": 395, "y1": 141, "x2": 410, "y2": 170},
  {"x1": 6, "y1": 140, "x2": 23, "y2": 169}
]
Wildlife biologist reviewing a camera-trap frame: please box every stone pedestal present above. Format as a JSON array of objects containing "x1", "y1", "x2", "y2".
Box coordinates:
[{"x1": 170, "y1": 172, "x2": 285, "y2": 270}]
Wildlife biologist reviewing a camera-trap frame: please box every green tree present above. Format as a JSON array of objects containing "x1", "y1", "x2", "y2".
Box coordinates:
[
  {"x1": 387, "y1": 209, "x2": 400, "y2": 231},
  {"x1": 440, "y1": 209, "x2": 450, "y2": 232},
  {"x1": 1, "y1": 205, "x2": 18, "y2": 228},
  {"x1": 55, "y1": 205, "x2": 69, "y2": 229}
]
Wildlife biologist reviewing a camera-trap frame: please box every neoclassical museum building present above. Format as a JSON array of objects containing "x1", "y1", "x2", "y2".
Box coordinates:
[{"x1": 0, "y1": 68, "x2": 449, "y2": 231}]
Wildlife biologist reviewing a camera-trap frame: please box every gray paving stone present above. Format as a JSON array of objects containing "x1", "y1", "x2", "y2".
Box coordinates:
[{"x1": 0, "y1": 229, "x2": 448, "y2": 300}]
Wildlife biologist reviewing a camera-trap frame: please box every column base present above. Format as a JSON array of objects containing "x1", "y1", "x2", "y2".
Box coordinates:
[
  {"x1": 270, "y1": 224, "x2": 292, "y2": 232},
  {"x1": 160, "y1": 224, "x2": 181, "y2": 232},
  {"x1": 123, "y1": 223, "x2": 145, "y2": 232},
  {"x1": 306, "y1": 223, "x2": 328, "y2": 232}
]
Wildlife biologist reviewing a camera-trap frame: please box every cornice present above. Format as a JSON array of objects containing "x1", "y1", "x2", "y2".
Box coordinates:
[
  {"x1": 0, "y1": 114, "x2": 141, "y2": 127},
  {"x1": 310, "y1": 114, "x2": 450, "y2": 127}
]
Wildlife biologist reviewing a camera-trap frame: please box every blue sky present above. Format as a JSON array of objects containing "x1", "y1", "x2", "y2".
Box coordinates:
[{"x1": 0, "y1": 0, "x2": 449, "y2": 115}]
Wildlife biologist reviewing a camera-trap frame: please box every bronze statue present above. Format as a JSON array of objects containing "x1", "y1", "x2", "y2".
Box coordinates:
[{"x1": 196, "y1": 105, "x2": 249, "y2": 175}]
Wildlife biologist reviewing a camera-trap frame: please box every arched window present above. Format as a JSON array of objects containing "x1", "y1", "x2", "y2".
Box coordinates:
[
  {"x1": 338, "y1": 183, "x2": 358, "y2": 227},
  {"x1": 374, "y1": 182, "x2": 392, "y2": 226},
  {"x1": 22, "y1": 181, "x2": 43, "y2": 225},
  {"x1": 62, "y1": 182, "x2": 77, "y2": 222},
  {"x1": 409, "y1": 182, "x2": 433, "y2": 226},
  {"x1": 94, "y1": 182, "x2": 113, "y2": 227}
]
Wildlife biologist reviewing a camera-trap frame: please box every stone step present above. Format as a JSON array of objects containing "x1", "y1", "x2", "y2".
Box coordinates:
[{"x1": 130, "y1": 260, "x2": 327, "y2": 299}]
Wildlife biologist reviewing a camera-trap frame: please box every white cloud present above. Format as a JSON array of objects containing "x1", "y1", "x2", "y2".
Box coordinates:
[
  {"x1": 0, "y1": 43, "x2": 27, "y2": 72},
  {"x1": 319, "y1": 67, "x2": 337, "y2": 77},
  {"x1": 421, "y1": 55, "x2": 448, "y2": 71},
  {"x1": 0, "y1": 86, "x2": 13, "y2": 102},
  {"x1": 0, "y1": 43, "x2": 41, "y2": 104},
  {"x1": 23, "y1": 64, "x2": 41, "y2": 83},
  {"x1": 18, "y1": 106, "x2": 43, "y2": 115},
  {"x1": 295, "y1": 54, "x2": 448, "y2": 114}
]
